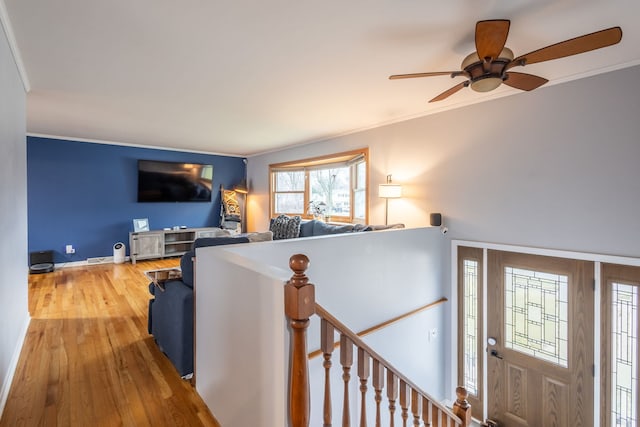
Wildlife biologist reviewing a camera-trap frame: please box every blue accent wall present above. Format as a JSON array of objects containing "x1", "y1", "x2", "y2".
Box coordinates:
[{"x1": 27, "y1": 137, "x2": 245, "y2": 263}]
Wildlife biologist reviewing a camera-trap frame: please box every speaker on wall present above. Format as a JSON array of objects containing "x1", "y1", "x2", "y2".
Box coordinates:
[{"x1": 430, "y1": 213, "x2": 442, "y2": 227}]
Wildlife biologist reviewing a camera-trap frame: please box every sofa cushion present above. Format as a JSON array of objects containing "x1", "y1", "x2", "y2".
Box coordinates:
[
  {"x1": 246, "y1": 231, "x2": 273, "y2": 242},
  {"x1": 312, "y1": 221, "x2": 354, "y2": 235},
  {"x1": 298, "y1": 220, "x2": 315, "y2": 237},
  {"x1": 180, "y1": 236, "x2": 250, "y2": 288},
  {"x1": 193, "y1": 236, "x2": 249, "y2": 249},
  {"x1": 180, "y1": 252, "x2": 197, "y2": 288},
  {"x1": 366, "y1": 223, "x2": 405, "y2": 231},
  {"x1": 269, "y1": 215, "x2": 301, "y2": 239},
  {"x1": 352, "y1": 224, "x2": 370, "y2": 232}
]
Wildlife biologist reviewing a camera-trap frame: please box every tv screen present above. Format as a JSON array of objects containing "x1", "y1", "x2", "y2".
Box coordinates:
[{"x1": 137, "y1": 160, "x2": 213, "y2": 202}]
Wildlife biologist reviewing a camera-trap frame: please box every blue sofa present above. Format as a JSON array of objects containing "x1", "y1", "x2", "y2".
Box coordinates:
[
  {"x1": 270, "y1": 216, "x2": 404, "y2": 239},
  {"x1": 148, "y1": 236, "x2": 249, "y2": 377}
]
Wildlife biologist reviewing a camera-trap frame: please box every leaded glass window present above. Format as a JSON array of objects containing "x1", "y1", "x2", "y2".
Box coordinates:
[
  {"x1": 463, "y1": 259, "x2": 479, "y2": 396},
  {"x1": 504, "y1": 267, "x2": 569, "y2": 367},
  {"x1": 611, "y1": 282, "x2": 638, "y2": 427}
]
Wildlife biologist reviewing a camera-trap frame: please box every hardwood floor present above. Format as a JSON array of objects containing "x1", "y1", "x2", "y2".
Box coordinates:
[{"x1": 0, "y1": 259, "x2": 220, "y2": 427}]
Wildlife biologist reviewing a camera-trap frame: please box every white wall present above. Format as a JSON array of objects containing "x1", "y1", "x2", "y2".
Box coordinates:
[
  {"x1": 247, "y1": 65, "x2": 640, "y2": 259},
  {"x1": 0, "y1": 15, "x2": 29, "y2": 415},
  {"x1": 195, "y1": 248, "x2": 289, "y2": 427},
  {"x1": 195, "y1": 228, "x2": 448, "y2": 426},
  {"x1": 246, "y1": 65, "x2": 640, "y2": 404}
]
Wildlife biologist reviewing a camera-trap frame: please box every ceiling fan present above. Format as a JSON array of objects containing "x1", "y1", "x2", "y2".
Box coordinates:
[{"x1": 389, "y1": 20, "x2": 622, "y2": 102}]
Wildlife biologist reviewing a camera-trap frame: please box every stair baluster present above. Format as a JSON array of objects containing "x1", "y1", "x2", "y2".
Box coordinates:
[
  {"x1": 411, "y1": 388, "x2": 420, "y2": 427},
  {"x1": 321, "y1": 319, "x2": 335, "y2": 427},
  {"x1": 421, "y1": 396, "x2": 431, "y2": 426},
  {"x1": 341, "y1": 334, "x2": 353, "y2": 427},
  {"x1": 399, "y1": 380, "x2": 409, "y2": 427},
  {"x1": 372, "y1": 359, "x2": 384, "y2": 427},
  {"x1": 357, "y1": 348, "x2": 370, "y2": 427},
  {"x1": 387, "y1": 371, "x2": 398, "y2": 427}
]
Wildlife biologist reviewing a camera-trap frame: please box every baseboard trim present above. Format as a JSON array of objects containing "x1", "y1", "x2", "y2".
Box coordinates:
[
  {"x1": 0, "y1": 314, "x2": 30, "y2": 417},
  {"x1": 54, "y1": 256, "x2": 131, "y2": 269}
]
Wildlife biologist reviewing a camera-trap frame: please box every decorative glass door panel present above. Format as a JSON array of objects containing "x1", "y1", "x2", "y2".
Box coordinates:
[{"x1": 504, "y1": 267, "x2": 569, "y2": 367}]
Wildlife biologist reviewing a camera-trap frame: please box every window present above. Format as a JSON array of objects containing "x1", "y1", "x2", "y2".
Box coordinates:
[
  {"x1": 610, "y1": 282, "x2": 638, "y2": 426},
  {"x1": 601, "y1": 263, "x2": 640, "y2": 427},
  {"x1": 457, "y1": 246, "x2": 483, "y2": 420},
  {"x1": 463, "y1": 258, "x2": 480, "y2": 395},
  {"x1": 270, "y1": 149, "x2": 368, "y2": 223}
]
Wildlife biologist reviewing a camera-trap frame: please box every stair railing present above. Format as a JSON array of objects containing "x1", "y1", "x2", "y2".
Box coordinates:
[{"x1": 284, "y1": 254, "x2": 471, "y2": 427}]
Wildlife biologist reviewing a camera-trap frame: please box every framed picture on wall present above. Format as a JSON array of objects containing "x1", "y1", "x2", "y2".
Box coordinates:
[{"x1": 133, "y1": 218, "x2": 150, "y2": 232}]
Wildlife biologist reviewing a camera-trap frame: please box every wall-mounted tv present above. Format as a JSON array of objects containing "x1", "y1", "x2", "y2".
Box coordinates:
[{"x1": 137, "y1": 160, "x2": 213, "y2": 202}]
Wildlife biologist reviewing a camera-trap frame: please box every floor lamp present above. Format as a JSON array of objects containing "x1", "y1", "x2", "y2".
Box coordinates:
[
  {"x1": 234, "y1": 179, "x2": 248, "y2": 233},
  {"x1": 378, "y1": 174, "x2": 402, "y2": 225}
]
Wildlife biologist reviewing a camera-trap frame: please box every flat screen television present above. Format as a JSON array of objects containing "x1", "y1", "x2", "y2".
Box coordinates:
[{"x1": 137, "y1": 160, "x2": 213, "y2": 202}]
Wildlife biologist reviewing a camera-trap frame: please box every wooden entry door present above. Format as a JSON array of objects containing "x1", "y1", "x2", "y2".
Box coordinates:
[{"x1": 487, "y1": 250, "x2": 594, "y2": 427}]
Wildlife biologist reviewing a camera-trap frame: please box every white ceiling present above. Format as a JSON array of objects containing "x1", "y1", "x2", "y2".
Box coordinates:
[{"x1": 3, "y1": 0, "x2": 640, "y2": 156}]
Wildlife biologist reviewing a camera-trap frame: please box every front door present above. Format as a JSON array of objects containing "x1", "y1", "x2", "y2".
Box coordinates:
[{"x1": 487, "y1": 250, "x2": 594, "y2": 427}]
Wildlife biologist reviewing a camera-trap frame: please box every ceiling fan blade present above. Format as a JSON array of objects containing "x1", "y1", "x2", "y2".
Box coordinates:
[
  {"x1": 389, "y1": 71, "x2": 458, "y2": 80},
  {"x1": 429, "y1": 81, "x2": 468, "y2": 103},
  {"x1": 503, "y1": 72, "x2": 549, "y2": 91},
  {"x1": 509, "y1": 26, "x2": 622, "y2": 68},
  {"x1": 475, "y1": 19, "x2": 511, "y2": 61}
]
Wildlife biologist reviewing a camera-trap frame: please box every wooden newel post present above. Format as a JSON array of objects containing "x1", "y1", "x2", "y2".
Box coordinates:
[
  {"x1": 285, "y1": 254, "x2": 315, "y2": 427},
  {"x1": 452, "y1": 386, "x2": 471, "y2": 426}
]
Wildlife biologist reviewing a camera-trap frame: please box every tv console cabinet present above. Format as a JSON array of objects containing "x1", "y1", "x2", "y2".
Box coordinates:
[{"x1": 129, "y1": 227, "x2": 222, "y2": 264}]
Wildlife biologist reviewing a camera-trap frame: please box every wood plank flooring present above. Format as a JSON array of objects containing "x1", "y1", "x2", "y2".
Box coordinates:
[{"x1": 0, "y1": 259, "x2": 221, "y2": 427}]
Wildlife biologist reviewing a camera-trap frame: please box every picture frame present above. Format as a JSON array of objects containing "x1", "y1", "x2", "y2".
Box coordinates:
[{"x1": 133, "y1": 218, "x2": 150, "y2": 232}]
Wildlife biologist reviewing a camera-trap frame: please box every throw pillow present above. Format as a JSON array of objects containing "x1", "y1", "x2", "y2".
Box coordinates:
[
  {"x1": 269, "y1": 215, "x2": 301, "y2": 240},
  {"x1": 221, "y1": 188, "x2": 241, "y2": 222}
]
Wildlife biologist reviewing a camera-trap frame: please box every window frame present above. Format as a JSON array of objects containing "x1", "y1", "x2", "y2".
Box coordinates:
[{"x1": 269, "y1": 148, "x2": 369, "y2": 224}]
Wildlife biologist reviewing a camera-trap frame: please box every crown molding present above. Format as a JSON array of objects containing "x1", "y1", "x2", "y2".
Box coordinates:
[
  {"x1": 0, "y1": 0, "x2": 30, "y2": 92},
  {"x1": 27, "y1": 133, "x2": 246, "y2": 158}
]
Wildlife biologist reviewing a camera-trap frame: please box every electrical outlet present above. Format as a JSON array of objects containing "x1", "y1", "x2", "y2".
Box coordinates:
[{"x1": 65, "y1": 244, "x2": 75, "y2": 254}]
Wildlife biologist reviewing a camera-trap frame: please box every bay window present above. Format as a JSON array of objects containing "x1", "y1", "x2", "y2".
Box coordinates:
[{"x1": 270, "y1": 149, "x2": 368, "y2": 224}]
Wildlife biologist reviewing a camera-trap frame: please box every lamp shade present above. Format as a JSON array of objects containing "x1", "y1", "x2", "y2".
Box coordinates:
[
  {"x1": 378, "y1": 183, "x2": 402, "y2": 198},
  {"x1": 234, "y1": 179, "x2": 248, "y2": 194}
]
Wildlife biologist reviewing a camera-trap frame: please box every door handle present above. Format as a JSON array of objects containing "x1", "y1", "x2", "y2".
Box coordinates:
[{"x1": 490, "y1": 349, "x2": 503, "y2": 359}]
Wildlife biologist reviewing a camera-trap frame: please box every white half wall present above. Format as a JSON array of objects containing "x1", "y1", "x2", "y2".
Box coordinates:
[
  {"x1": 0, "y1": 14, "x2": 29, "y2": 416},
  {"x1": 195, "y1": 227, "x2": 449, "y2": 426}
]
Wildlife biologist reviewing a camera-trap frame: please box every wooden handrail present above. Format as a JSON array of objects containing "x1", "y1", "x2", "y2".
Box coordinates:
[
  {"x1": 308, "y1": 297, "x2": 448, "y2": 359},
  {"x1": 284, "y1": 253, "x2": 471, "y2": 427}
]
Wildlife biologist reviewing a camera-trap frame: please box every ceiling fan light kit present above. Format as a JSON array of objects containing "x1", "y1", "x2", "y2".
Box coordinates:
[
  {"x1": 390, "y1": 19, "x2": 622, "y2": 102},
  {"x1": 461, "y1": 47, "x2": 514, "y2": 92}
]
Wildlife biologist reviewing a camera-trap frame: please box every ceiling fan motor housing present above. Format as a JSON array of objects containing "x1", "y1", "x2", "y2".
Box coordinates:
[{"x1": 461, "y1": 47, "x2": 514, "y2": 92}]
